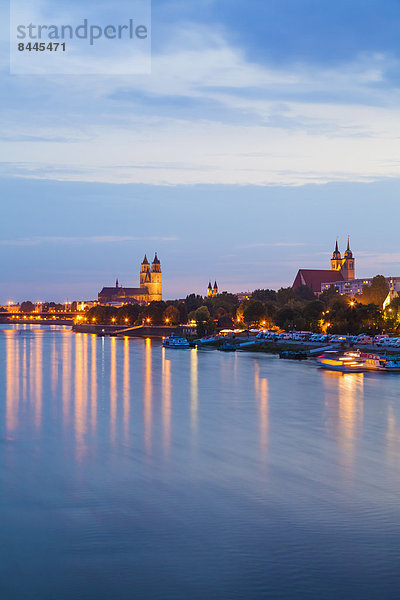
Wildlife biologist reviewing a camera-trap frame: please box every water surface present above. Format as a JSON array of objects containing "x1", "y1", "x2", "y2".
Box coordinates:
[{"x1": 1, "y1": 325, "x2": 400, "y2": 599}]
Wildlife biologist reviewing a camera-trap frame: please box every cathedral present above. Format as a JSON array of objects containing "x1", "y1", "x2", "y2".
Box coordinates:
[
  {"x1": 330, "y1": 238, "x2": 355, "y2": 281},
  {"x1": 98, "y1": 254, "x2": 162, "y2": 305},
  {"x1": 292, "y1": 238, "x2": 355, "y2": 294},
  {"x1": 207, "y1": 281, "x2": 218, "y2": 297}
]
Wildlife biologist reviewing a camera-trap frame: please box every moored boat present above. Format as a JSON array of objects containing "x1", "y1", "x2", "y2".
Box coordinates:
[
  {"x1": 218, "y1": 341, "x2": 237, "y2": 352},
  {"x1": 163, "y1": 335, "x2": 191, "y2": 348},
  {"x1": 317, "y1": 351, "x2": 366, "y2": 373},
  {"x1": 279, "y1": 350, "x2": 308, "y2": 360},
  {"x1": 362, "y1": 353, "x2": 400, "y2": 372}
]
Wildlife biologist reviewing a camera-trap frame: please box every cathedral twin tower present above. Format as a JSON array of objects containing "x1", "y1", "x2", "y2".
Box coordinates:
[
  {"x1": 140, "y1": 253, "x2": 162, "y2": 301},
  {"x1": 330, "y1": 238, "x2": 355, "y2": 281},
  {"x1": 98, "y1": 253, "x2": 162, "y2": 305}
]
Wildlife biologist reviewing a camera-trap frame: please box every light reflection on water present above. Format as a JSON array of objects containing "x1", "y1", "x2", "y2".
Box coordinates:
[{"x1": 2, "y1": 324, "x2": 400, "y2": 600}]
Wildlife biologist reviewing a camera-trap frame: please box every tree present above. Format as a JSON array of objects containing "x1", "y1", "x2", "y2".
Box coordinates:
[
  {"x1": 359, "y1": 275, "x2": 389, "y2": 307},
  {"x1": 209, "y1": 292, "x2": 239, "y2": 318},
  {"x1": 384, "y1": 297, "x2": 400, "y2": 333},
  {"x1": 303, "y1": 300, "x2": 324, "y2": 331},
  {"x1": 276, "y1": 287, "x2": 295, "y2": 306},
  {"x1": 293, "y1": 285, "x2": 315, "y2": 302},
  {"x1": 236, "y1": 299, "x2": 250, "y2": 323},
  {"x1": 320, "y1": 285, "x2": 340, "y2": 307},
  {"x1": 252, "y1": 289, "x2": 277, "y2": 303},
  {"x1": 195, "y1": 306, "x2": 214, "y2": 337},
  {"x1": 276, "y1": 306, "x2": 306, "y2": 331},
  {"x1": 243, "y1": 301, "x2": 266, "y2": 326},
  {"x1": 185, "y1": 294, "x2": 204, "y2": 313},
  {"x1": 218, "y1": 315, "x2": 234, "y2": 329},
  {"x1": 87, "y1": 305, "x2": 117, "y2": 324},
  {"x1": 177, "y1": 302, "x2": 188, "y2": 324},
  {"x1": 119, "y1": 303, "x2": 141, "y2": 325},
  {"x1": 21, "y1": 301, "x2": 35, "y2": 313},
  {"x1": 163, "y1": 305, "x2": 180, "y2": 325},
  {"x1": 142, "y1": 301, "x2": 167, "y2": 325},
  {"x1": 195, "y1": 306, "x2": 210, "y2": 323}
]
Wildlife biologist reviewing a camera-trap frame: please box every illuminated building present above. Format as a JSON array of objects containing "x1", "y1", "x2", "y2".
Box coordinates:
[
  {"x1": 207, "y1": 281, "x2": 218, "y2": 297},
  {"x1": 293, "y1": 238, "x2": 355, "y2": 294},
  {"x1": 98, "y1": 254, "x2": 162, "y2": 305}
]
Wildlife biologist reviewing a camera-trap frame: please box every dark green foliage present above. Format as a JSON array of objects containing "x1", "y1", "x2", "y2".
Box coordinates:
[
  {"x1": 293, "y1": 285, "x2": 315, "y2": 302},
  {"x1": 252, "y1": 289, "x2": 277, "y2": 303},
  {"x1": 359, "y1": 275, "x2": 389, "y2": 306},
  {"x1": 319, "y1": 285, "x2": 340, "y2": 306},
  {"x1": 185, "y1": 294, "x2": 204, "y2": 313},
  {"x1": 302, "y1": 300, "x2": 324, "y2": 331},
  {"x1": 142, "y1": 301, "x2": 167, "y2": 325},
  {"x1": 21, "y1": 301, "x2": 35, "y2": 313},
  {"x1": 243, "y1": 301, "x2": 266, "y2": 325},
  {"x1": 276, "y1": 287, "x2": 295, "y2": 306}
]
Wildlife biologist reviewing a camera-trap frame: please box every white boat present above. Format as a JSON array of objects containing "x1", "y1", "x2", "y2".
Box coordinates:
[
  {"x1": 362, "y1": 353, "x2": 400, "y2": 372},
  {"x1": 317, "y1": 351, "x2": 366, "y2": 373},
  {"x1": 163, "y1": 335, "x2": 191, "y2": 348}
]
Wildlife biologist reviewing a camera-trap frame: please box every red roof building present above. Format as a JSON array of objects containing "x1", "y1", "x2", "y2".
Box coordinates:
[
  {"x1": 292, "y1": 239, "x2": 356, "y2": 295},
  {"x1": 292, "y1": 269, "x2": 344, "y2": 293}
]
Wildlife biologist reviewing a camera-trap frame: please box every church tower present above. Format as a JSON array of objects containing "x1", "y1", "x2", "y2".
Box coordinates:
[
  {"x1": 146, "y1": 253, "x2": 162, "y2": 301},
  {"x1": 207, "y1": 282, "x2": 213, "y2": 297},
  {"x1": 213, "y1": 281, "x2": 218, "y2": 296},
  {"x1": 140, "y1": 254, "x2": 151, "y2": 287},
  {"x1": 330, "y1": 240, "x2": 342, "y2": 271},
  {"x1": 340, "y1": 237, "x2": 355, "y2": 281}
]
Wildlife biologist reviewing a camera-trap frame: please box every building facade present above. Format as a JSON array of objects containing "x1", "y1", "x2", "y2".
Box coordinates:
[
  {"x1": 98, "y1": 254, "x2": 162, "y2": 305},
  {"x1": 321, "y1": 276, "x2": 400, "y2": 297},
  {"x1": 293, "y1": 238, "x2": 356, "y2": 295}
]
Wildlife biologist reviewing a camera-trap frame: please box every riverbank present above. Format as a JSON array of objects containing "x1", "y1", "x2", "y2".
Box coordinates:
[{"x1": 72, "y1": 323, "x2": 196, "y2": 338}]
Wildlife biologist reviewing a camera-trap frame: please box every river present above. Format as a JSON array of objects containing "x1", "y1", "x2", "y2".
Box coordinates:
[{"x1": 1, "y1": 325, "x2": 400, "y2": 599}]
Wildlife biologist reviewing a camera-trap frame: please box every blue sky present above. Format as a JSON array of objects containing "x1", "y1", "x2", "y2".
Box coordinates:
[{"x1": 1, "y1": 0, "x2": 400, "y2": 301}]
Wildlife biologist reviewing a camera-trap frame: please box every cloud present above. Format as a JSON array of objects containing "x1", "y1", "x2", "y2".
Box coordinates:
[
  {"x1": 239, "y1": 242, "x2": 306, "y2": 249},
  {"x1": 0, "y1": 235, "x2": 178, "y2": 246},
  {"x1": 1, "y1": 22, "x2": 400, "y2": 186}
]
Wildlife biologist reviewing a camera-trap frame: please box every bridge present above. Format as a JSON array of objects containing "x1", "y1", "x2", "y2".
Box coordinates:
[{"x1": 0, "y1": 311, "x2": 79, "y2": 323}]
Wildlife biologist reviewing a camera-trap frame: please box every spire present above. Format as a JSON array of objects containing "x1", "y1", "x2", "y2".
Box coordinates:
[
  {"x1": 332, "y1": 238, "x2": 341, "y2": 260},
  {"x1": 344, "y1": 235, "x2": 353, "y2": 258},
  {"x1": 213, "y1": 281, "x2": 218, "y2": 289},
  {"x1": 152, "y1": 252, "x2": 160, "y2": 265},
  {"x1": 142, "y1": 254, "x2": 149, "y2": 265},
  {"x1": 116, "y1": 278, "x2": 119, "y2": 288},
  {"x1": 208, "y1": 282, "x2": 212, "y2": 290}
]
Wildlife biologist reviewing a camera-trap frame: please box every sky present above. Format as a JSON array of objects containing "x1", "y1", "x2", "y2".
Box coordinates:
[{"x1": 1, "y1": 0, "x2": 400, "y2": 302}]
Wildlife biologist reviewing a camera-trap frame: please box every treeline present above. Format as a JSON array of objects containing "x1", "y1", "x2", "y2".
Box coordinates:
[
  {"x1": 85, "y1": 292, "x2": 240, "y2": 336},
  {"x1": 83, "y1": 274, "x2": 399, "y2": 336},
  {"x1": 236, "y1": 276, "x2": 396, "y2": 335}
]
